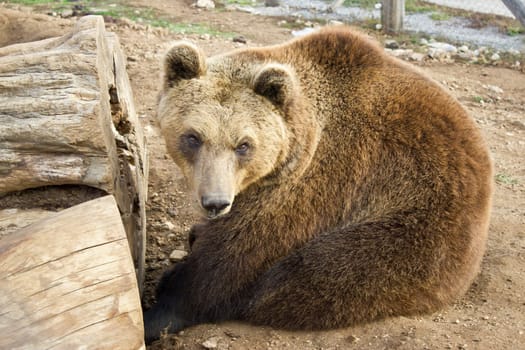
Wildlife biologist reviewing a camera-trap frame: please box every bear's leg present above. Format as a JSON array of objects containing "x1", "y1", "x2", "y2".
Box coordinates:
[
  {"x1": 144, "y1": 262, "x2": 192, "y2": 344},
  {"x1": 244, "y1": 219, "x2": 456, "y2": 329}
]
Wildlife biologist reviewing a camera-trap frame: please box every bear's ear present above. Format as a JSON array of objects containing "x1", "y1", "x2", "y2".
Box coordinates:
[
  {"x1": 164, "y1": 42, "x2": 206, "y2": 87},
  {"x1": 252, "y1": 64, "x2": 297, "y2": 108}
]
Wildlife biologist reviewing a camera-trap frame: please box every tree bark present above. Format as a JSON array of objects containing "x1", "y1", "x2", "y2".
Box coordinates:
[
  {"x1": 0, "y1": 15, "x2": 148, "y2": 290},
  {"x1": 381, "y1": 0, "x2": 405, "y2": 34},
  {"x1": 0, "y1": 196, "x2": 145, "y2": 350}
]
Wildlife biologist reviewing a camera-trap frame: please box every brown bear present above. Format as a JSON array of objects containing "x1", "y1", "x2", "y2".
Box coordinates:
[{"x1": 144, "y1": 26, "x2": 493, "y2": 343}]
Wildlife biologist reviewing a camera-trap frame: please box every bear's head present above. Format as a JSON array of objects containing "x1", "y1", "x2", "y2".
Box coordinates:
[{"x1": 157, "y1": 42, "x2": 311, "y2": 219}]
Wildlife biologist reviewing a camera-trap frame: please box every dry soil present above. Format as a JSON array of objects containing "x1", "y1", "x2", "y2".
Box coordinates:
[{"x1": 1, "y1": 1, "x2": 524, "y2": 349}]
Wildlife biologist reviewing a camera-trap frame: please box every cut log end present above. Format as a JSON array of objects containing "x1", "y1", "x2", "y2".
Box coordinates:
[{"x1": 0, "y1": 196, "x2": 145, "y2": 350}]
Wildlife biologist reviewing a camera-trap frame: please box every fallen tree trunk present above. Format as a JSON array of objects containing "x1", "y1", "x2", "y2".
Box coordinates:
[
  {"x1": 0, "y1": 196, "x2": 144, "y2": 350},
  {"x1": 0, "y1": 15, "x2": 148, "y2": 290}
]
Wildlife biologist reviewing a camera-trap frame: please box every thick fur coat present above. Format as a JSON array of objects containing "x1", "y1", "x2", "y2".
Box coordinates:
[{"x1": 144, "y1": 27, "x2": 493, "y2": 343}]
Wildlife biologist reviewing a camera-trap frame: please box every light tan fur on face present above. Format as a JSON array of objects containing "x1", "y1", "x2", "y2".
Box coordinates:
[{"x1": 158, "y1": 67, "x2": 289, "y2": 217}]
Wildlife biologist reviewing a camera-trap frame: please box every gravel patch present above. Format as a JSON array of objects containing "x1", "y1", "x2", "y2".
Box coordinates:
[{"x1": 234, "y1": 0, "x2": 525, "y2": 52}]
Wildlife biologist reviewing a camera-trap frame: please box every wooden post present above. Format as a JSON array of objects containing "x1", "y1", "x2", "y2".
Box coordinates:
[
  {"x1": 0, "y1": 196, "x2": 145, "y2": 349},
  {"x1": 381, "y1": 0, "x2": 405, "y2": 34},
  {"x1": 0, "y1": 15, "x2": 148, "y2": 291},
  {"x1": 502, "y1": 0, "x2": 525, "y2": 27}
]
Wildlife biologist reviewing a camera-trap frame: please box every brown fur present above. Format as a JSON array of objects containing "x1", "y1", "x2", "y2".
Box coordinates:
[{"x1": 144, "y1": 27, "x2": 493, "y2": 343}]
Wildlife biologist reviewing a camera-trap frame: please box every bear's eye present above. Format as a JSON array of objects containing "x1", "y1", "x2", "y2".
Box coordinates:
[
  {"x1": 185, "y1": 134, "x2": 202, "y2": 149},
  {"x1": 235, "y1": 142, "x2": 250, "y2": 156}
]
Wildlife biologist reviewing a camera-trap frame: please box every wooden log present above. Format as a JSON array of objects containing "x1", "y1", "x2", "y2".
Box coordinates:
[
  {"x1": 0, "y1": 195, "x2": 144, "y2": 350},
  {"x1": 502, "y1": 0, "x2": 525, "y2": 27},
  {"x1": 381, "y1": 0, "x2": 405, "y2": 34},
  {"x1": 0, "y1": 207, "x2": 54, "y2": 238},
  {"x1": 0, "y1": 15, "x2": 148, "y2": 290},
  {"x1": 0, "y1": 16, "x2": 116, "y2": 193},
  {"x1": 105, "y1": 31, "x2": 149, "y2": 291}
]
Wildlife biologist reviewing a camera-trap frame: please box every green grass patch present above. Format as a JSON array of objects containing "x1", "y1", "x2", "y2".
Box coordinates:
[
  {"x1": 506, "y1": 26, "x2": 525, "y2": 36},
  {"x1": 4, "y1": 0, "x2": 72, "y2": 11},
  {"x1": 343, "y1": 0, "x2": 377, "y2": 8},
  {"x1": 430, "y1": 12, "x2": 451, "y2": 21},
  {"x1": 405, "y1": 0, "x2": 435, "y2": 13},
  {"x1": 4, "y1": 0, "x2": 235, "y2": 37},
  {"x1": 495, "y1": 173, "x2": 519, "y2": 185},
  {"x1": 473, "y1": 96, "x2": 484, "y2": 103},
  {"x1": 5, "y1": 0, "x2": 69, "y2": 4}
]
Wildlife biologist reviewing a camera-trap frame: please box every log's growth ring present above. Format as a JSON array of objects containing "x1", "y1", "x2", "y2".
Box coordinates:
[{"x1": 0, "y1": 196, "x2": 145, "y2": 350}]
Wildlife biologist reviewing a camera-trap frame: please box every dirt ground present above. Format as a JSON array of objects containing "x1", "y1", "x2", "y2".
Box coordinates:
[{"x1": 1, "y1": 1, "x2": 524, "y2": 349}]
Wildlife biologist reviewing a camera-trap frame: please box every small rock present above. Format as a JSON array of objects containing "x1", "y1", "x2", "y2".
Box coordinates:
[
  {"x1": 167, "y1": 207, "x2": 178, "y2": 217},
  {"x1": 233, "y1": 35, "x2": 247, "y2": 44},
  {"x1": 490, "y1": 53, "x2": 501, "y2": 61},
  {"x1": 155, "y1": 236, "x2": 166, "y2": 246},
  {"x1": 478, "y1": 46, "x2": 488, "y2": 54},
  {"x1": 427, "y1": 47, "x2": 454, "y2": 62},
  {"x1": 329, "y1": 20, "x2": 344, "y2": 26},
  {"x1": 291, "y1": 27, "x2": 315, "y2": 37},
  {"x1": 409, "y1": 52, "x2": 426, "y2": 62},
  {"x1": 428, "y1": 42, "x2": 457, "y2": 53},
  {"x1": 60, "y1": 9, "x2": 74, "y2": 17},
  {"x1": 163, "y1": 220, "x2": 175, "y2": 231},
  {"x1": 199, "y1": 33, "x2": 211, "y2": 40},
  {"x1": 485, "y1": 84, "x2": 503, "y2": 94},
  {"x1": 433, "y1": 314, "x2": 445, "y2": 322},
  {"x1": 169, "y1": 249, "x2": 188, "y2": 261},
  {"x1": 347, "y1": 335, "x2": 360, "y2": 343},
  {"x1": 384, "y1": 39, "x2": 399, "y2": 49},
  {"x1": 457, "y1": 49, "x2": 476, "y2": 60},
  {"x1": 202, "y1": 336, "x2": 220, "y2": 349},
  {"x1": 458, "y1": 45, "x2": 469, "y2": 52},
  {"x1": 195, "y1": 0, "x2": 215, "y2": 9},
  {"x1": 224, "y1": 329, "x2": 241, "y2": 339},
  {"x1": 420, "y1": 38, "x2": 429, "y2": 45},
  {"x1": 390, "y1": 48, "x2": 413, "y2": 57}
]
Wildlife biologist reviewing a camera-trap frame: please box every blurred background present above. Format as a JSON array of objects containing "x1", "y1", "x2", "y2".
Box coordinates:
[{"x1": 238, "y1": 0, "x2": 525, "y2": 53}]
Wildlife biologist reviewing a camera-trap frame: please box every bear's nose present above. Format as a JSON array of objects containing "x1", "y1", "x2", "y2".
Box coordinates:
[{"x1": 201, "y1": 196, "x2": 231, "y2": 217}]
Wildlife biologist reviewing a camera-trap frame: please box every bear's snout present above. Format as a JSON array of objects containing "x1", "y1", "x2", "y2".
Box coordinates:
[{"x1": 201, "y1": 194, "x2": 231, "y2": 218}]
